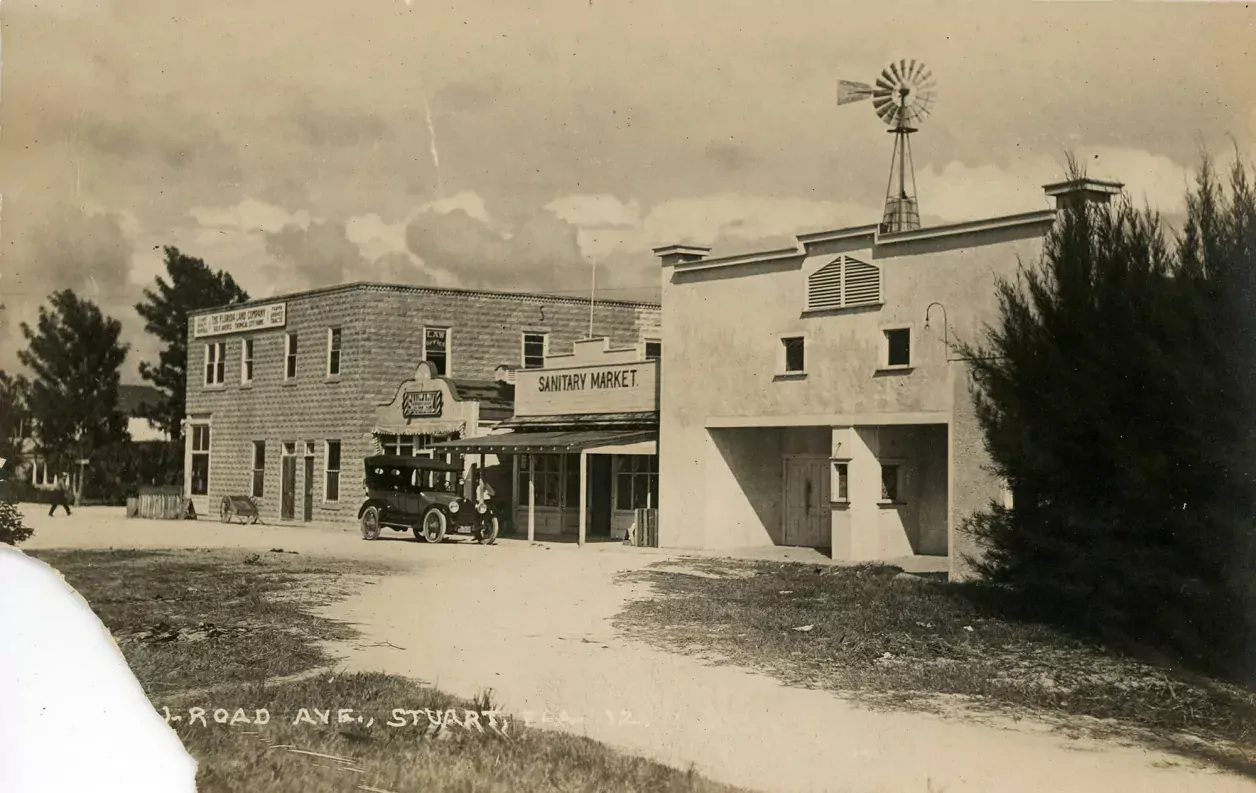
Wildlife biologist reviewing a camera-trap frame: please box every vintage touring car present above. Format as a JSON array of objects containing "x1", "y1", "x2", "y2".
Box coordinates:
[{"x1": 358, "y1": 455, "x2": 500, "y2": 544}]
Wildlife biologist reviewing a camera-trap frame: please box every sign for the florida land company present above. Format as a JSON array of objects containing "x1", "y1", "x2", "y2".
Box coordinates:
[
  {"x1": 516, "y1": 361, "x2": 658, "y2": 417},
  {"x1": 193, "y1": 304, "x2": 287, "y2": 338}
]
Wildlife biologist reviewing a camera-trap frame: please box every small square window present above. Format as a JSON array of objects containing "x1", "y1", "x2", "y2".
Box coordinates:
[
  {"x1": 832, "y1": 461, "x2": 849, "y2": 503},
  {"x1": 782, "y1": 336, "x2": 805, "y2": 373},
  {"x1": 885, "y1": 328, "x2": 911, "y2": 368},
  {"x1": 644, "y1": 341, "x2": 662, "y2": 360},
  {"x1": 881, "y1": 464, "x2": 901, "y2": 502}
]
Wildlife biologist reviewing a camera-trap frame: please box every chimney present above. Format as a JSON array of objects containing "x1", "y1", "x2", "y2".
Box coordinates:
[
  {"x1": 653, "y1": 244, "x2": 712, "y2": 267},
  {"x1": 1042, "y1": 178, "x2": 1124, "y2": 211}
]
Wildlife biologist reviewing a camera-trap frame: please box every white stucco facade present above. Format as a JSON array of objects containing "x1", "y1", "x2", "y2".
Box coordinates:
[{"x1": 655, "y1": 179, "x2": 1122, "y2": 578}]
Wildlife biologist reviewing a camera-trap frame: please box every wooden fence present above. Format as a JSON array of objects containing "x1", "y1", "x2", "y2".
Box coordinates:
[
  {"x1": 632, "y1": 508, "x2": 659, "y2": 548},
  {"x1": 126, "y1": 486, "x2": 190, "y2": 520}
]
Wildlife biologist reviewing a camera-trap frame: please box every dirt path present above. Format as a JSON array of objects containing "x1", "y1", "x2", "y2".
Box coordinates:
[{"x1": 24, "y1": 507, "x2": 1256, "y2": 793}]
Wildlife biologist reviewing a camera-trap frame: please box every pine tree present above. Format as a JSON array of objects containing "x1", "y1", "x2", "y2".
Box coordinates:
[
  {"x1": 959, "y1": 157, "x2": 1256, "y2": 677},
  {"x1": 135, "y1": 247, "x2": 249, "y2": 440}
]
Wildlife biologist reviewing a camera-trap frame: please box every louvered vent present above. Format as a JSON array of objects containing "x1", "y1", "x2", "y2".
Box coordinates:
[
  {"x1": 805, "y1": 255, "x2": 882, "y2": 312},
  {"x1": 843, "y1": 257, "x2": 881, "y2": 306},
  {"x1": 806, "y1": 257, "x2": 845, "y2": 311}
]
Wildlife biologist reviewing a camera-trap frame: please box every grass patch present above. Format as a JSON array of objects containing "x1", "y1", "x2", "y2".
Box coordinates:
[
  {"x1": 29, "y1": 548, "x2": 387, "y2": 696},
  {"x1": 30, "y1": 548, "x2": 750, "y2": 793},
  {"x1": 615, "y1": 558, "x2": 1256, "y2": 776}
]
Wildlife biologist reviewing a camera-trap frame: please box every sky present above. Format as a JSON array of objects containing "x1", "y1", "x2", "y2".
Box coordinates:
[{"x1": 0, "y1": 0, "x2": 1253, "y2": 381}]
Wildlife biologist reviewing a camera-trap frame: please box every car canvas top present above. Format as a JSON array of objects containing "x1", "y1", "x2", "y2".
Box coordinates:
[{"x1": 363, "y1": 455, "x2": 464, "y2": 473}]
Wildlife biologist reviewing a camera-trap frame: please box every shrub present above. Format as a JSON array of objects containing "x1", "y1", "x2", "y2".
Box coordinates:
[{"x1": 0, "y1": 498, "x2": 34, "y2": 545}]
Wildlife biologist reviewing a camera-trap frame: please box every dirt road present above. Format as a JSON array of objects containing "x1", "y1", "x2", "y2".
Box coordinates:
[{"x1": 22, "y1": 506, "x2": 1256, "y2": 793}]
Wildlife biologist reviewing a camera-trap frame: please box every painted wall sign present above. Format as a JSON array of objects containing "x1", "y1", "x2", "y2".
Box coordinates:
[
  {"x1": 402, "y1": 390, "x2": 443, "y2": 418},
  {"x1": 193, "y1": 303, "x2": 286, "y2": 338},
  {"x1": 515, "y1": 359, "x2": 658, "y2": 418}
]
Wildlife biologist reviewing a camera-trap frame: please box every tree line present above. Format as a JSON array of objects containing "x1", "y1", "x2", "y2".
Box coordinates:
[{"x1": 0, "y1": 248, "x2": 248, "y2": 505}]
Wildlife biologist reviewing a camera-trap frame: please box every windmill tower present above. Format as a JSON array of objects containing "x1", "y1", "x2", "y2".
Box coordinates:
[{"x1": 838, "y1": 60, "x2": 937, "y2": 233}]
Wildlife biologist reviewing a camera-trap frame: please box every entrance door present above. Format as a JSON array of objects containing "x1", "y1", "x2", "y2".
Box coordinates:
[
  {"x1": 589, "y1": 455, "x2": 613, "y2": 537},
  {"x1": 783, "y1": 456, "x2": 830, "y2": 548},
  {"x1": 303, "y1": 456, "x2": 314, "y2": 522},
  {"x1": 281, "y1": 455, "x2": 296, "y2": 520}
]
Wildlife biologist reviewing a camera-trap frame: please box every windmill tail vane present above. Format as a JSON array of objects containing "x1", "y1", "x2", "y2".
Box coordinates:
[{"x1": 835, "y1": 58, "x2": 937, "y2": 233}]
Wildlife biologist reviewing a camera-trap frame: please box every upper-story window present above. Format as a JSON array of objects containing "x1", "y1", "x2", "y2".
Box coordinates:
[
  {"x1": 204, "y1": 343, "x2": 225, "y2": 386},
  {"x1": 285, "y1": 333, "x2": 298, "y2": 380},
  {"x1": 327, "y1": 328, "x2": 342, "y2": 376},
  {"x1": 781, "y1": 336, "x2": 806, "y2": 375},
  {"x1": 644, "y1": 340, "x2": 662, "y2": 360},
  {"x1": 424, "y1": 327, "x2": 449, "y2": 376},
  {"x1": 806, "y1": 255, "x2": 882, "y2": 312},
  {"x1": 884, "y1": 327, "x2": 912, "y2": 368},
  {"x1": 522, "y1": 332, "x2": 548, "y2": 370},
  {"x1": 241, "y1": 339, "x2": 254, "y2": 384}
]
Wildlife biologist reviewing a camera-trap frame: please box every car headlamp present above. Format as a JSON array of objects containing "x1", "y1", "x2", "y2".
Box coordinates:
[
  {"x1": 476, "y1": 503, "x2": 488, "y2": 514},
  {"x1": 448, "y1": 501, "x2": 460, "y2": 514}
]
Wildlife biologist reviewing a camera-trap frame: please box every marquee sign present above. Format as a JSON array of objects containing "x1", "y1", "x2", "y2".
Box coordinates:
[
  {"x1": 402, "y1": 390, "x2": 443, "y2": 418},
  {"x1": 193, "y1": 303, "x2": 286, "y2": 338}
]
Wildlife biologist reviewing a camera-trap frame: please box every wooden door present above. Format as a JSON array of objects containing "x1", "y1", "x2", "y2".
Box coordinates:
[
  {"x1": 302, "y1": 456, "x2": 314, "y2": 522},
  {"x1": 783, "y1": 456, "x2": 830, "y2": 548},
  {"x1": 281, "y1": 456, "x2": 296, "y2": 520}
]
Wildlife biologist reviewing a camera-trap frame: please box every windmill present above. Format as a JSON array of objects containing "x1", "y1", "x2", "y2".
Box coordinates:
[{"x1": 838, "y1": 59, "x2": 937, "y2": 233}]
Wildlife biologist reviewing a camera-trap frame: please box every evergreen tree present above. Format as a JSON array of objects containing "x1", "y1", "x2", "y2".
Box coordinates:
[
  {"x1": 135, "y1": 247, "x2": 249, "y2": 440},
  {"x1": 959, "y1": 157, "x2": 1256, "y2": 677},
  {"x1": 18, "y1": 290, "x2": 130, "y2": 505},
  {"x1": 0, "y1": 370, "x2": 30, "y2": 466}
]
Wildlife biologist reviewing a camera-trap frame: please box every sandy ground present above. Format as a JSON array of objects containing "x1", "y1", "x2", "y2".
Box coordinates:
[{"x1": 21, "y1": 506, "x2": 1256, "y2": 793}]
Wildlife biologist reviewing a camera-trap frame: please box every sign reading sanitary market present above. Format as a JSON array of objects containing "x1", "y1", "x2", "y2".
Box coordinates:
[
  {"x1": 516, "y1": 359, "x2": 658, "y2": 418},
  {"x1": 193, "y1": 304, "x2": 287, "y2": 338},
  {"x1": 537, "y1": 368, "x2": 640, "y2": 393},
  {"x1": 402, "y1": 390, "x2": 443, "y2": 418}
]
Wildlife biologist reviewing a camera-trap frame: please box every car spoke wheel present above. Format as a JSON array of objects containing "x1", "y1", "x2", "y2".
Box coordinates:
[
  {"x1": 360, "y1": 506, "x2": 382, "y2": 541},
  {"x1": 418, "y1": 509, "x2": 447, "y2": 544},
  {"x1": 477, "y1": 515, "x2": 500, "y2": 545}
]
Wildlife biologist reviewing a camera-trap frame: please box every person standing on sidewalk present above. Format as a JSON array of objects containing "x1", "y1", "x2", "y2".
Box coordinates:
[{"x1": 48, "y1": 475, "x2": 73, "y2": 517}]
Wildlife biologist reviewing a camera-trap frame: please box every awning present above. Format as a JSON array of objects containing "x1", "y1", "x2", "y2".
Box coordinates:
[
  {"x1": 501, "y1": 411, "x2": 657, "y2": 429},
  {"x1": 428, "y1": 429, "x2": 656, "y2": 454}
]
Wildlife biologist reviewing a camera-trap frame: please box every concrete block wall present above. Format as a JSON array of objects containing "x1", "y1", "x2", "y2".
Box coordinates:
[
  {"x1": 948, "y1": 361, "x2": 1001, "y2": 580},
  {"x1": 185, "y1": 284, "x2": 660, "y2": 526}
]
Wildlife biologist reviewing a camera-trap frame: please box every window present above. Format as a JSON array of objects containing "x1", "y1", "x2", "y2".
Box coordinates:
[
  {"x1": 880, "y1": 463, "x2": 901, "y2": 503},
  {"x1": 190, "y1": 424, "x2": 211, "y2": 495},
  {"x1": 831, "y1": 461, "x2": 849, "y2": 503},
  {"x1": 806, "y1": 255, "x2": 883, "y2": 311},
  {"x1": 423, "y1": 327, "x2": 449, "y2": 376},
  {"x1": 378, "y1": 433, "x2": 439, "y2": 457},
  {"x1": 615, "y1": 456, "x2": 659, "y2": 511},
  {"x1": 885, "y1": 328, "x2": 912, "y2": 368},
  {"x1": 644, "y1": 340, "x2": 662, "y2": 360},
  {"x1": 324, "y1": 441, "x2": 341, "y2": 502},
  {"x1": 204, "y1": 343, "x2": 225, "y2": 386},
  {"x1": 564, "y1": 454, "x2": 581, "y2": 507},
  {"x1": 251, "y1": 441, "x2": 266, "y2": 498},
  {"x1": 285, "y1": 333, "x2": 298, "y2": 379},
  {"x1": 241, "y1": 339, "x2": 254, "y2": 384},
  {"x1": 522, "y1": 333, "x2": 548, "y2": 369},
  {"x1": 517, "y1": 454, "x2": 562, "y2": 507},
  {"x1": 327, "y1": 328, "x2": 342, "y2": 376},
  {"x1": 781, "y1": 336, "x2": 806, "y2": 374}
]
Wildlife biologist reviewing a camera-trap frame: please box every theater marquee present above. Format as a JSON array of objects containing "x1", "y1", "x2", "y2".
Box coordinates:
[{"x1": 193, "y1": 303, "x2": 287, "y2": 338}]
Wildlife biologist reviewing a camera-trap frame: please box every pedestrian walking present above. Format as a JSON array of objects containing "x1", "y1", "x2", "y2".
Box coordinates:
[{"x1": 48, "y1": 476, "x2": 72, "y2": 517}]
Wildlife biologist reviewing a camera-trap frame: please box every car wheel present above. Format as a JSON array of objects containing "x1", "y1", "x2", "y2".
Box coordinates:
[
  {"x1": 478, "y1": 515, "x2": 500, "y2": 545},
  {"x1": 417, "y1": 509, "x2": 447, "y2": 544},
  {"x1": 360, "y1": 506, "x2": 382, "y2": 541}
]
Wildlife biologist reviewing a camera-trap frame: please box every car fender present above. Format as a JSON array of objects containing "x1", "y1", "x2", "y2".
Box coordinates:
[{"x1": 357, "y1": 498, "x2": 391, "y2": 519}]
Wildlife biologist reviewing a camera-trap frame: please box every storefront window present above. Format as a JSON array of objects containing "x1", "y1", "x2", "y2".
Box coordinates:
[
  {"x1": 517, "y1": 454, "x2": 562, "y2": 507},
  {"x1": 564, "y1": 454, "x2": 581, "y2": 507},
  {"x1": 615, "y1": 455, "x2": 658, "y2": 511}
]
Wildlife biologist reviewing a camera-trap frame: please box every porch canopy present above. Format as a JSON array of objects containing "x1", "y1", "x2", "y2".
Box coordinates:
[
  {"x1": 427, "y1": 428, "x2": 655, "y2": 454},
  {"x1": 428, "y1": 428, "x2": 657, "y2": 545}
]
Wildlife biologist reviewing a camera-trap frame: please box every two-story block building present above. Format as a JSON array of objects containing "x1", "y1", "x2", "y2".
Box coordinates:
[
  {"x1": 653, "y1": 178, "x2": 1122, "y2": 579},
  {"x1": 183, "y1": 282, "x2": 660, "y2": 526}
]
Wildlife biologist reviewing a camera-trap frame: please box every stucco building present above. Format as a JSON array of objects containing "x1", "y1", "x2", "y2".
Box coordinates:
[
  {"x1": 653, "y1": 178, "x2": 1122, "y2": 579},
  {"x1": 182, "y1": 282, "x2": 660, "y2": 525}
]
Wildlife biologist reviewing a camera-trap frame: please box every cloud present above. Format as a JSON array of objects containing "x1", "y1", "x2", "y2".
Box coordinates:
[
  {"x1": 915, "y1": 146, "x2": 1196, "y2": 223},
  {"x1": 642, "y1": 194, "x2": 877, "y2": 247},
  {"x1": 262, "y1": 220, "x2": 433, "y2": 293},
  {"x1": 704, "y1": 139, "x2": 756, "y2": 171},
  {"x1": 189, "y1": 199, "x2": 313, "y2": 234},
  {"x1": 545, "y1": 194, "x2": 642, "y2": 228},
  {"x1": 286, "y1": 100, "x2": 390, "y2": 148},
  {"x1": 420, "y1": 191, "x2": 492, "y2": 224}
]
